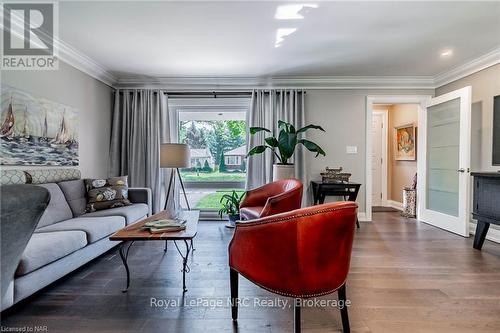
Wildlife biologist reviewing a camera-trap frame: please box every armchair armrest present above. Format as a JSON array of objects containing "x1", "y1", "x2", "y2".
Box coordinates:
[
  {"x1": 128, "y1": 187, "x2": 152, "y2": 216},
  {"x1": 240, "y1": 184, "x2": 277, "y2": 208},
  {"x1": 229, "y1": 201, "x2": 357, "y2": 298},
  {"x1": 260, "y1": 186, "x2": 303, "y2": 217}
]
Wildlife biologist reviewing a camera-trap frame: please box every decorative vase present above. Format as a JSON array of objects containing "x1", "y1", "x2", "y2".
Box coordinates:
[
  {"x1": 273, "y1": 164, "x2": 295, "y2": 181},
  {"x1": 225, "y1": 214, "x2": 240, "y2": 229}
]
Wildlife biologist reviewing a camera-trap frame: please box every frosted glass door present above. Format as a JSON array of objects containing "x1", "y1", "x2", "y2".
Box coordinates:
[
  {"x1": 418, "y1": 86, "x2": 471, "y2": 237},
  {"x1": 426, "y1": 98, "x2": 460, "y2": 216}
]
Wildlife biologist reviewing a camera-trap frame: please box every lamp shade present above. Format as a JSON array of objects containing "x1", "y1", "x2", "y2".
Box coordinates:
[{"x1": 160, "y1": 143, "x2": 190, "y2": 168}]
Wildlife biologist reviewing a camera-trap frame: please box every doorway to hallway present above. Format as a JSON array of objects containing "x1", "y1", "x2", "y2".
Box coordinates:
[{"x1": 371, "y1": 103, "x2": 420, "y2": 214}]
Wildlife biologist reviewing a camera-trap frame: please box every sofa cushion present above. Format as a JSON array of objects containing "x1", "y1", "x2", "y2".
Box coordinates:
[
  {"x1": 84, "y1": 176, "x2": 131, "y2": 212},
  {"x1": 36, "y1": 216, "x2": 125, "y2": 243},
  {"x1": 0, "y1": 170, "x2": 27, "y2": 185},
  {"x1": 25, "y1": 169, "x2": 81, "y2": 184},
  {"x1": 16, "y1": 231, "x2": 87, "y2": 276},
  {"x1": 83, "y1": 203, "x2": 148, "y2": 225},
  {"x1": 36, "y1": 184, "x2": 73, "y2": 228},
  {"x1": 58, "y1": 179, "x2": 87, "y2": 217}
]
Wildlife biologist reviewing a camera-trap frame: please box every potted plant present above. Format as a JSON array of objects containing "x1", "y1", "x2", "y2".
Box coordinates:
[
  {"x1": 219, "y1": 190, "x2": 245, "y2": 228},
  {"x1": 247, "y1": 120, "x2": 326, "y2": 180}
]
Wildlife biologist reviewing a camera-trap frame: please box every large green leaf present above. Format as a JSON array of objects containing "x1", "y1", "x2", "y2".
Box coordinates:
[
  {"x1": 278, "y1": 131, "x2": 297, "y2": 163},
  {"x1": 298, "y1": 139, "x2": 326, "y2": 157},
  {"x1": 249, "y1": 127, "x2": 271, "y2": 135},
  {"x1": 278, "y1": 120, "x2": 289, "y2": 131},
  {"x1": 278, "y1": 121, "x2": 296, "y2": 133},
  {"x1": 297, "y1": 124, "x2": 325, "y2": 134},
  {"x1": 265, "y1": 137, "x2": 279, "y2": 147},
  {"x1": 247, "y1": 145, "x2": 268, "y2": 156}
]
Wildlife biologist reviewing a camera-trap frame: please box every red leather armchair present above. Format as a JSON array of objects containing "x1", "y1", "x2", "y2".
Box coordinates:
[
  {"x1": 239, "y1": 179, "x2": 303, "y2": 220},
  {"x1": 229, "y1": 201, "x2": 358, "y2": 333}
]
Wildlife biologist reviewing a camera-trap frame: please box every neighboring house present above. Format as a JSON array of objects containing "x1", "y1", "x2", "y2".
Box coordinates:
[
  {"x1": 223, "y1": 145, "x2": 246, "y2": 170},
  {"x1": 190, "y1": 148, "x2": 214, "y2": 169}
]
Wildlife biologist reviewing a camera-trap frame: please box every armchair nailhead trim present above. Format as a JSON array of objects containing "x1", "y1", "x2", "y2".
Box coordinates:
[
  {"x1": 231, "y1": 268, "x2": 347, "y2": 298},
  {"x1": 236, "y1": 205, "x2": 356, "y2": 228}
]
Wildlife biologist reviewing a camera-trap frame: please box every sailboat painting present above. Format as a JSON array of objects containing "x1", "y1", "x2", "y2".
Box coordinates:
[{"x1": 1, "y1": 85, "x2": 79, "y2": 166}]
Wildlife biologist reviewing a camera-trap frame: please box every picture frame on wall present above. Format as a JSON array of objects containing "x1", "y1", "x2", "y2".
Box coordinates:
[
  {"x1": 394, "y1": 123, "x2": 416, "y2": 161},
  {"x1": 0, "y1": 85, "x2": 79, "y2": 166}
]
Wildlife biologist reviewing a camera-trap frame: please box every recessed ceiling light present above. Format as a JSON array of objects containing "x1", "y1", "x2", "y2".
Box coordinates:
[
  {"x1": 275, "y1": 28, "x2": 297, "y2": 48},
  {"x1": 441, "y1": 49, "x2": 453, "y2": 57},
  {"x1": 275, "y1": 4, "x2": 318, "y2": 20}
]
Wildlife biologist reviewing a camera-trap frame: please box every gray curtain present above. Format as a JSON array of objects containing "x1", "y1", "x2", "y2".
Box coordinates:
[
  {"x1": 246, "y1": 89, "x2": 308, "y2": 196},
  {"x1": 109, "y1": 89, "x2": 170, "y2": 213}
]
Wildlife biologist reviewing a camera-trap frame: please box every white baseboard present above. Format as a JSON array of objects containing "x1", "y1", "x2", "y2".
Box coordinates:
[
  {"x1": 387, "y1": 200, "x2": 403, "y2": 211},
  {"x1": 469, "y1": 220, "x2": 500, "y2": 244},
  {"x1": 358, "y1": 212, "x2": 370, "y2": 222}
]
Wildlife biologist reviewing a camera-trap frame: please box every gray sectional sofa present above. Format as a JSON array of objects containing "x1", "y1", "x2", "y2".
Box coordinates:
[{"x1": 0, "y1": 169, "x2": 151, "y2": 311}]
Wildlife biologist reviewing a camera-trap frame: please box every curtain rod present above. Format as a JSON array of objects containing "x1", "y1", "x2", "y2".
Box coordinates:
[
  {"x1": 116, "y1": 90, "x2": 306, "y2": 98},
  {"x1": 165, "y1": 90, "x2": 306, "y2": 97},
  {"x1": 165, "y1": 91, "x2": 252, "y2": 98}
]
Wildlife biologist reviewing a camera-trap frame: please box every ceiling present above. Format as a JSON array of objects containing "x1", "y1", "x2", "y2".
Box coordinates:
[{"x1": 58, "y1": 1, "x2": 500, "y2": 80}]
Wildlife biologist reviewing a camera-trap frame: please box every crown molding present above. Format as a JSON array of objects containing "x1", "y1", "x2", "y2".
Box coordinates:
[
  {"x1": 434, "y1": 46, "x2": 500, "y2": 88},
  {"x1": 112, "y1": 45, "x2": 500, "y2": 89},
  {"x1": 4, "y1": 8, "x2": 497, "y2": 91},
  {"x1": 56, "y1": 40, "x2": 118, "y2": 88},
  {"x1": 2, "y1": 8, "x2": 117, "y2": 87},
  {"x1": 114, "y1": 75, "x2": 436, "y2": 90}
]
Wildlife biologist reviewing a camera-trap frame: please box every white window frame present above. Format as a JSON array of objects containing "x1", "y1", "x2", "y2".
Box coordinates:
[{"x1": 167, "y1": 97, "x2": 250, "y2": 216}]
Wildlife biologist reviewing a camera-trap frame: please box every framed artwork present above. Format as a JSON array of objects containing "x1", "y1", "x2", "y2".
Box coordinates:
[
  {"x1": 0, "y1": 85, "x2": 79, "y2": 166},
  {"x1": 394, "y1": 123, "x2": 416, "y2": 161}
]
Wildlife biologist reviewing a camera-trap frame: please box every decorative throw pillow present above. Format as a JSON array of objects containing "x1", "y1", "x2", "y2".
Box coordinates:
[{"x1": 85, "y1": 176, "x2": 131, "y2": 212}]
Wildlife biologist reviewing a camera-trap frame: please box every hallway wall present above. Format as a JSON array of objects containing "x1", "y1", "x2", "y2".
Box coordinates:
[{"x1": 387, "y1": 104, "x2": 418, "y2": 203}]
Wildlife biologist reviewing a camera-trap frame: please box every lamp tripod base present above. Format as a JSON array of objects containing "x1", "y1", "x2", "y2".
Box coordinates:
[{"x1": 164, "y1": 168, "x2": 190, "y2": 211}]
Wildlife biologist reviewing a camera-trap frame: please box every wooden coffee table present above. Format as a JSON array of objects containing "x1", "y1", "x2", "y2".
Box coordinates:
[{"x1": 109, "y1": 210, "x2": 199, "y2": 293}]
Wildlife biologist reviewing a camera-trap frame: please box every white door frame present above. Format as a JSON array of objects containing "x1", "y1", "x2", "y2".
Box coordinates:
[
  {"x1": 372, "y1": 109, "x2": 389, "y2": 207},
  {"x1": 365, "y1": 95, "x2": 431, "y2": 222}
]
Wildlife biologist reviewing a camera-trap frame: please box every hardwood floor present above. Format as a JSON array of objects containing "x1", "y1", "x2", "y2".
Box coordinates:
[{"x1": 2, "y1": 212, "x2": 500, "y2": 332}]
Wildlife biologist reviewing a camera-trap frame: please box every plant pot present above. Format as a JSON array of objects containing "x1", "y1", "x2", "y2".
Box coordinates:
[
  {"x1": 225, "y1": 214, "x2": 240, "y2": 229},
  {"x1": 273, "y1": 164, "x2": 295, "y2": 181}
]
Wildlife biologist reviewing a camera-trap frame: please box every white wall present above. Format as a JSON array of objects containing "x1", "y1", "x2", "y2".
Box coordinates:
[
  {"x1": 387, "y1": 104, "x2": 418, "y2": 203},
  {"x1": 305, "y1": 89, "x2": 433, "y2": 215},
  {"x1": 1, "y1": 61, "x2": 113, "y2": 178},
  {"x1": 436, "y1": 64, "x2": 500, "y2": 173}
]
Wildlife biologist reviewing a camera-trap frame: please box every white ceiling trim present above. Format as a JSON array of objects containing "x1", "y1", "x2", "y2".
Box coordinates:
[
  {"x1": 433, "y1": 46, "x2": 500, "y2": 88},
  {"x1": 2, "y1": 11, "x2": 118, "y2": 87},
  {"x1": 54, "y1": 38, "x2": 499, "y2": 90},
  {"x1": 6, "y1": 8, "x2": 495, "y2": 90},
  {"x1": 114, "y1": 75, "x2": 436, "y2": 90},
  {"x1": 56, "y1": 39, "x2": 118, "y2": 87}
]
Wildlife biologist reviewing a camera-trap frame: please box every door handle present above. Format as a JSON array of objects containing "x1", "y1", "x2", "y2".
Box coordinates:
[{"x1": 457, "y1": 168, "x2": 465, "y2": 173}]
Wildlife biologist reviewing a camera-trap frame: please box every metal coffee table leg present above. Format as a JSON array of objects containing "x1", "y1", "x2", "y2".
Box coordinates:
[
  {"x1": 119, "y1": 241, "x2": 135, "y2": 293},
  {"x1": 174, "y1": 239, "x2": 192, "y2": 292}
]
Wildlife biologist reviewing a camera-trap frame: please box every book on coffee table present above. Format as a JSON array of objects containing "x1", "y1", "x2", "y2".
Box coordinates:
[
  {"x1": 147, "y1": 225, "x2": 187, "y2": 234},
  {"x1": 142, "y1": 219, "x2": 187, "y2": 233}
]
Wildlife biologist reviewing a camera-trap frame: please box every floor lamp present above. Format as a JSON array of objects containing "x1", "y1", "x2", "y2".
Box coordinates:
[{"x1": 160, "y1": 143, "x2": 191, "y2": 211}]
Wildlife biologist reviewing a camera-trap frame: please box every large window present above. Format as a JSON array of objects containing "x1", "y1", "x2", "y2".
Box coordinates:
[{"x1": 169, "y1": 98, "x2": 250, "y2": 214}]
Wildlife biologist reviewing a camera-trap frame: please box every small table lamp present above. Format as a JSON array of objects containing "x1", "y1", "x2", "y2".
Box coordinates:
[{"x1": 160, "y1": 143, "x2": 191, "y2": 211}]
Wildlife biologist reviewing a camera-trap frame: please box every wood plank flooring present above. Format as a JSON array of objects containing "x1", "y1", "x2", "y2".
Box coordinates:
[{"x1": 2, "y1": 212, "x2": 500, "y2": 332}]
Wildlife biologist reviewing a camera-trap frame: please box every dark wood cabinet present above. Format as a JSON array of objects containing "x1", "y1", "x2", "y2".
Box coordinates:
[
  {"x1": 471, "y1": 172, "x2": 500, "y2": 250},
  {"x1": 311, "y1": 181, "x2": 361, "y2": 228}
]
